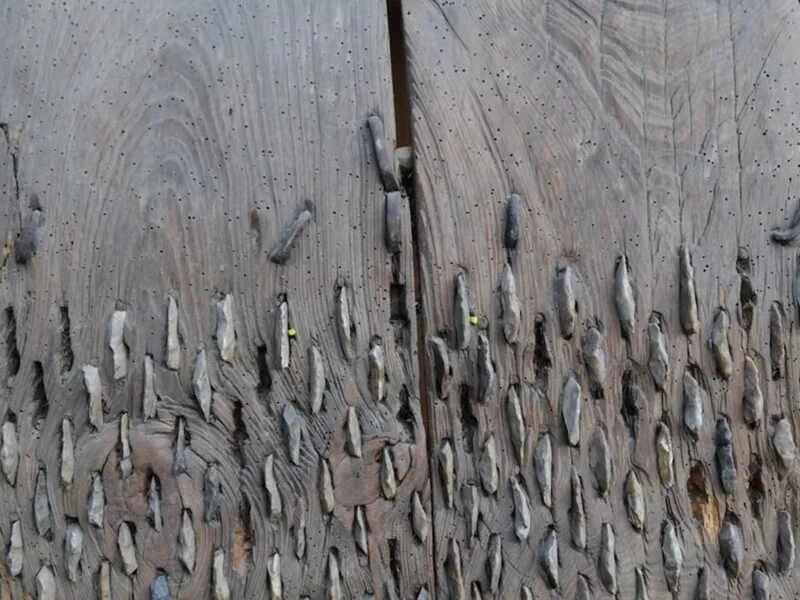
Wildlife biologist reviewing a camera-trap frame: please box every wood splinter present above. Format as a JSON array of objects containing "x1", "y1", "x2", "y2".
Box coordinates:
[
  {"x1": 270, "y1": 200, "x2": 316, "y2": 265},
  {"x1": 109, "y1": 310, "x2": 128, "y2": 379}
]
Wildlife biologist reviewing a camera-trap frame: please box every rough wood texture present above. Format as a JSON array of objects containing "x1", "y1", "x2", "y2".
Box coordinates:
[
  {"x1": 405, "y1": 0, "x2": 800, "y2": 597},
  {"x1": 0, "y1": 1, "x2": 431, "y2": 598}
]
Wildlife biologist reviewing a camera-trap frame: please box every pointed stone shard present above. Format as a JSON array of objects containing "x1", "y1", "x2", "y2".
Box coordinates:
[
  {"x1": 309, "y1": 346, "x2": 325, "y2": 414},
  {"x1": 580, "y1": 323, "x2": 606, "y2": 396},
  {"x1": 99, "y1": 561, "x2": 111, "y2": 600},
  {"x1": 166, "y1": 296, "x2": 181, "y2": 370},
  {"x1": 662, "y1": 520, "x2": 683, "y2": 593},
  {"x1": 624, "y1": 470, "x2": 645, "y2": 532},
  {"x1": 381, "y1": 446, "x2": 397, "y2": 500},
  {"x1": 7, "y1": 520, "x2": 23, "y2": 576},
  {"x1": 368, "y1": 340, "x2": 385, "y2": 402},
  {"x1": 88, "y1": 472, "x2": 105, "y2": 527},
  {"x1": 119, "y1": 412, "x2": 132, "y2": 479},
  {"x1": 511, "y1": 477, "x2": 531, "y2": 542},
  {"x1": 500, "y1": 263, "x2": 521, "y2": 344},
  {"x1": 561, "y1": 373, "x2": 582, "y2": 446},
  {"x1": 719, "y1": 515, "x2": 742, "y2": 578},
  {"x1": 476, "y1": 333, "x2": 496, "y2": 403},
  {"x1": 683, "y1": 370, "x2": 704, "y2": 440},
  {"x1": 521, "y1": 586, "x2": 533, "y2": 600},
  {"x1": 328, "y1": 551, "x2": 342, "y2": 600},
  {"x1": 772, "y1": 417, "x2": 796, "y2": 477},
  {"x1": 539, "y1": 527, "x2": 559, "y2": 589},
  {"x1": 192, "y1": 348, "x2": 212, "y2": 422},
  {"x1": 446, "y1": 539, "x2": 465, "y2": 600},
  {"x1": 213, "y1": 549, "x2": 231, "y2": 600},
  {"x1": 61, "y1": 418, "x2": 75, "y2": 485},
  {"x1": 267, "y1": 553, "x2": 282, "y2": 600},
  {"x1": 1, "y1": 420, "x2": 18, "y2": 486},
  {"x1": 569, "y1": 467, "x2": 586, "y2": 550},
  {"x1": 635, "y1": 567, "x2": 650, "y2": 600},
  {"x1": 715, "y1": 416, "x2": 736, "y2": 494},
  {"x1": 589, "y1": 424, "x2": 611, "y2": 495},
  {"x1": 204, "y1": 464, "x2": 222, "y2": 522},
  {"x1": 320, "y1": 459, "x2": 335, "y2": 514},
  {"x1": 294, "y1": 499, "x2": 307, "y2": 559},
  {"x1": 694, "y1": 567, "x2": 710, "y2": 600},
  {"x1": 534, "y1": 434, "x2": 553, "y2": 507},
  {"x1": 109, "y1": 310, "x2": 128, "y2": 379},
  {"x1": 118, "y1": 521, "x2": 138, "y2": 575},
  {"x1": 151, "y1": 574, "x2": 171, "y2": 600},
  {"x1": 216, "y1": 294, "x2": 236, "y2": 362},
  {"x1": 615, "y1": 254, "x2": 636, "y2": 339},
  {"x1": 346, "y1": 406, "x2": 362, "y2": 458},
  {"x1": 478, "y1": 434, "x2": 498, "y2": 494},
  {"x1": 173, "y1": 418, "x2": 188, "y2": 476},
  {"x1": 428, "y1": 335, "x2": 452, "y2": 399},
  {"x1": 742, "y1": 356, "x2": 764, "y2": 426},
  {"x1": 554, "y1": 258, "x2": 577, "y2": 339},
  {"x1": 178, "y1": 510, "x2": 196, "y2": 573},
  {"x1": 504, "y1": 193, "x2": 523, "y2": 249},
  {"x1": 36, "y1": 565, "x2": 55, "y2": 600},
  {"x1": 453, "y1": 271, "x2": 471, "y2": 350},
  {"x1": 576, "y1": 575, "x2": 591, "y2": 600},
  {"x1": 486, "y1": 534, "x2": 502, "y2": 594},
  {"x1": 336, "y1": 284, "x2": 355, "y2": 362},
  {"x1": 679, "y1": 244, "x2": 698, "y2": 334},
  {"x1": 275, "y1": 301, "x2": 290, "y2": 369},
  {"x1": 411, "y1": 490, "x2": 429, "y2": 543},
  {"x1": 439, "y1": 440, "x2": 455, "y2": 508},
  {"x1": 598, "y1": 523, "x2": 616, "y2": 594},
  {"x1": 506, "y1": 386, "x2": 525, "y2": 465},
  {"x1": 777, "y1": 509, "x2": 795, "y2": 573},
  {"x1": 143, "y1": 354, "x2": 157, "y2": 418},
  {"x1": 656, "y1": 422, "x2": 675, "y2": 488},
  {"x1": 353, "y1": 505, "x2": 368, "y2": 554},
  {"x1": 753, "y1": 567, "x2": 770, "y2": 600},
  {"x1": 283, "y1": 403, "x2": 302, "y2": 465},
  {"x1": 147, "y1": 475, "x2": 163, "y2": 531},
  {"x1": 770, "y1": 302, "x2": 784, "y2": 379},
  {"x1": 647, "y1": 314, "x2": 669, "y2": 390},
  {"x1": 65, "y1": 522, "x2": 83, "y2": 582},
  {"x1": 83, "y1": 364, "x2": 103, "y2": 429},
  {"x1": 708, "y1": 308, "x2": 732, "y2": 379},
  {"x1": 34, "y1": 467, "x2": 52, "y2": 536},
  {"x1": 264, "y1": 454, "x2": 282, "y2": 518},
  {"x1": 462, "y1": 483, "x2": 479, "y2": 547}
]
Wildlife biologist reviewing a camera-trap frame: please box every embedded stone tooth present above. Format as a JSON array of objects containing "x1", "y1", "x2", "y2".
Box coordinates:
[
  {"x1": 7, "y1": 520, "x2": 23, "y2": 576},
  {"x1": 521, "y1": 586, "x2": 533, "y2": 600},
  {"x1": 486, "y1": 534, "x2": 502, "y2": 594},
  {"x1": 411, "y1": 491, "x2": 429, "y2": 543},
  {"x1": 151, "y1": 574, "x2": 170, "y2": 600},
  {"x1": 470, "y1": 582, "x2": 482, "y2": 600},
  {"x1": 554, "y1": 258, "x2": 577, "y2": 339},
  {"x1": 264, "y1": 454, "x2": 282, "y2": 518},
  {"x1": 83, "y1": 365, "x2": 103, "y2": 429},
  {"x1": 462, "y1": 483, "x2": 479, "y2": 547},
  {"x1": 215, "y1": 294, "x2": 236, "y2": 363},
  {"x1": 368, "y1": 341, "x2": 386, "y2": 402},
  {"x1": 173, "y1": 417, "x2": 188, "y2": 475},
  {"x1": 119, "y1": 412, "x2": 132, "y2": 479},
  {"x1": 575, "y1": 575, "x2": 591, "y2": 600},
  {"x1": 1, "y1": 420, "x2": 18, "y2": 486},
  {"x1": 624, "y1": 470, "x2": 645, "y2": 532},
  {"x1": 381, "y1": 446, "x2": 397, "y2": 500},
  {"x1": 445, "y1": 539, "x2": 465, "y2": 600},
  {"x1": 634, "y1": 567, "x2": 650, "y2": 600},
  {"x1": 715, "y1": 417, "x2": 737, "y2": 494},
  {"x1": 283, "y1": 403, "x2": 302, "y2": 465},
  {"x1": 683, "y1": 370, "x2": 704, "y2": 440},
  {"x1": 777, "y1": 509, "x2": 795, "y2": 573},
  {"x1": 719, "y1": 515, "x2": 742, "y2": 578},
  {"x1": 328, "y1": 551, "x2": 342, "y2": 600},
  {"x1": 661, "y1": 520, "x2": 683, "y2": 593},
  {"x1": 118, "y1": 521, "x2": 138, "y2": 575},
  {"x1": 427, "y1": 335, "x2": 452, "y2": 399},
  {"x1": 504, "y1": 193, "x2": 522, "y2": 250},
  {"x1": 511, "y1": 477, "x2": 531, "y2": 541},
  {"x1": 213, "y1": 548, "x2": 231, "y2": 600},
  {"x1": 772, "y1": 417, "x2": 796, "y2": 477},
  {"x1": 99, "y1": 561, "x2": 111, "y2": 600},
  {"x1": 598, "y1": 523, "x2": 617, "y2": 594},
  {"x1": 147, "y1": 475, "x2": 163, "y2": 531},
  {"x1": 534, "y1": 434, "x2": 552, "y2": 507},
  {"x1": 561, "y1": 373, "x2": 582, "y2": 446},
  {"x1": 87, "y1": 472, "x2": 105, "y2": 527},
  {"x1": 61, "y1": 418, "x2": 75, "y2": 485},
  {"x1": 192, "y1": 348, "x2": 212, "y2": 422},
  {"x1": 267, "y1": 553, "x2": 282, "y2": 600},
  {"x1": 166, "y1": 296, "x2": 181, "y2": 369},
  {"x1": 769, "y1": 302, "x2": 784, "y2": 379},
  {"x1": 453, "y1": 271, "x2": 471, "y2": 350},
  {"x1": 204, "y1": 464, "x2": 222, "y2": 522},
  {"x1": 539, "y1": 527, "x2": 559, "y2": 589},
  {"x1": 478, "y1": 434, "x2": 498, "y2": 495},
  {"x1": 614, "y1": 254, "x2": 636, "y2": 339},
  {"x1": 506, "y1": 386, "x2": 525, "y2": 465},
  {"x1": 752, "y1": 566, "x2": 769, "y2": 600},
  {"x1": 336, "y1": 284, "x2": 355, "y2": 362},
  {"x1": 647, "y1": 314, "x2": 669, "y2": 391},
  {"x1": 476, "y1": 333, "x2": 496, "y2": 403},
  {"x1": 109, "y1": 310, "x2": 128, "y2": 379},
  {"x1": 294, "y1": 499, "x2": 307, "y2": 559},
  {"x1": 34, "y1": 467, "x2": 52, "y2": 536},
  {"x1": 36, "y1": 565, "x2": 55, "y2": 600},
  {"x1": 580, "y1": 323, "x2": 606, "y2": 396},
  {"x1": 320, "y1": 459, "x2": 335, "y2": 514},
  {"x1": 500, "y1": 262, "x2": 521, "y2": 344},
  {"x1": 178, "y1": 510, "x2": 196, "y2": 573},
  {"x1": 346, "y1": 406, "x2": 362, "y2": 458},
  {"x1": 589, "y1": 424, "x2": 611, "y2": 496},
  {"x1": 143, "y1": 354, "x2": 157, "y2": 418},
  {"x1": 439, "y1": 440, "x2": 455, "y2": 508},
  {"x1": 275, "y1": 300, "x2": 290, "y2": 369},
  {"x1": 353, "y1": 505, "x2": 368, "y2": 554},
  {"x1": 708, "y1": 308, "x2": 733, "y2": 379},
  {"x1": 569, "y1": 466, "x2": 586, "y2": 550},
  {"x1": 694, "y1": 567, "x2": 710, "y2": 600},
  {"x1": 656, "y1": 422, "x2": 675, "y2": 488},
  {"x1": 742, "y1": 356, "x2": 764, "y2": 426},
  {"x1": 309, "y1": 346, "x2": 326, "y2": 414},
  {"x1": 65, "y1": 523, "x2": 83, "y2": 582},
  {"x1": 679, "y1": 244, "x2": 698, "y2": 334}
]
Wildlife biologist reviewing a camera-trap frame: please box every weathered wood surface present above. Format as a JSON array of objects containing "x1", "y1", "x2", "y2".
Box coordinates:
[
  {"x1": 0, "y1": 2, "x2": 433, "y2": 598},
  {"x1": 405, "y1": 0, "x2": 800, "y2": 598}
]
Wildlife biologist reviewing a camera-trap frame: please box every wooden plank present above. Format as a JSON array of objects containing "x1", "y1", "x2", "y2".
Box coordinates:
[
  {"x1": 0, "y1": 2, "x2": 432, "y2": 598},
  {"x1": 405, "y1": 0, "x2": 800, "y2": 597}
]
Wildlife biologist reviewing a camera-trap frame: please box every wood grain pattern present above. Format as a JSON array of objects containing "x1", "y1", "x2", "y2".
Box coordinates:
[
  {"x1": 0, "y1": 2, "x2": 432, "y2": 598},
  {"x1": 405, "y1": 0, "x2": 800, "y2": 597}
]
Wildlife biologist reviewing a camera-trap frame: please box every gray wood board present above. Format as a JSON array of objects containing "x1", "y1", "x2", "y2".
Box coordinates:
[
  {"x1": 0, "y1": 1, "x2": 432, "y2": 599},
  {"x1": 405, "y1": 0, "x2": 800, "y2": 598}
]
